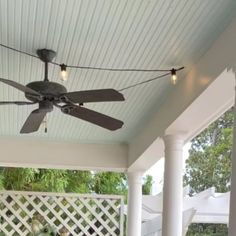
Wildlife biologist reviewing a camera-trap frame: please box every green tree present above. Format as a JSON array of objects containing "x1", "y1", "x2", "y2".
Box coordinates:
[
  {"x1": 184, "y1": 108, "x2": 233, "y2": 235},
  {"x1": 37, "y1": 169, "x2": 69, "y2": 192},
  {"x1": 0, "y1": 168, "x2": 93, "y2": 193},
  {"x1": 0, "y1": 175, "x2": 4, "y2": 190},
  {"x1": 93, "y1": 172, "x2": 127, "y2": 195},
  {"x1": 0, "y1": 167, "x2": 4, "y2": 190},
  {"x1": 66, "y1": 170, "x2": 93, "y2": 193},
  {"x1": 0, "y1": 168, "x2": 129, "y2": 195},
  {"x1": 142, "y1": 175, "x2": 153, "y2": 195},
  {"x1": 0, "y1": 167, "x2": 154, "y2": 199},
  {"x1": 2, "y1": 167, "x2": 38, "y2": 190}
]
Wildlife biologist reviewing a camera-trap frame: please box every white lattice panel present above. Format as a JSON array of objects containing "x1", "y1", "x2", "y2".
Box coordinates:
[{"x1": 0, "y1": 191, "x2": 124, "y2": 236}]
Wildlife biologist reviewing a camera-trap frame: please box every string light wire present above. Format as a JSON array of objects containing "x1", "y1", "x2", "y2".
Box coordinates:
[
  {"x1": 0, "y1": 43, "x2": 184, "y2": 91},
  {"x1": 0, "y1": 43, "x2": 39, "y2": 59},
  {"x1": 118, "y1": 72, "x2": 171, "y2": 91}
]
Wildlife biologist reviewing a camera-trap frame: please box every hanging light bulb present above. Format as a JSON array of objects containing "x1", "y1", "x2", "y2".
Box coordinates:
[
  {"x1": 60, "y1": 64, "x2": 68, "y2": 81},
  {"x1": 171, "y1": 68, "x2": 177, "y2": 85}
]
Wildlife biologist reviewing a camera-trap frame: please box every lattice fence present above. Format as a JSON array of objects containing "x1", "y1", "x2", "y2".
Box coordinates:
[{"x1": 0, "y1": 191, "x2": 124, "y2": 236}]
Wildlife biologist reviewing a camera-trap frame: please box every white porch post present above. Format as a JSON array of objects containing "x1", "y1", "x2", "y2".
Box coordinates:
[
  {"x1": 228, "y1": 76, "x2": 236, "y2": 236},
  {"x1": 127, "y1": 171, "x2": 143, "y2": 236},
  {"x1": 162, "y1": 135, "x2": 184, "y2": 236}
]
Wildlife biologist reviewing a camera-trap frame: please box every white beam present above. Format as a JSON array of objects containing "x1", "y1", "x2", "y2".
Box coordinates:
[
  {"x1": 128, "y1": 138, "x2": 164, "y2": 172},
  {"x1": 128, "y1": 16, "x2": 236, "y2": 169},
  {"x1": 166, "y1": 69, "x2": 235, "y2": 141},
  {"x1": 0, "y1": 137, "x2": 128, "y2": 171}
]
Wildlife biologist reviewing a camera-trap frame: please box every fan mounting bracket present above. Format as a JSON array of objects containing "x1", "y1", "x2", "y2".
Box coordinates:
[{"x1": 37, "y1": 49, "x2": 56, "y2": 63}]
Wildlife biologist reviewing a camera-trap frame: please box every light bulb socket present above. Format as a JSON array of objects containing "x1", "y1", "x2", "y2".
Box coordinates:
[
  {"x1": 171, "y1": 68, "x2": 176, "y2": 76},
  {"x1": 60, "y1": 63, "x2": 67, "y2": 72}
]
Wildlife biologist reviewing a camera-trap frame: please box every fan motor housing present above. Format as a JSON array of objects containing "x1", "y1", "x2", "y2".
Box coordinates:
[{"x1": 25, "y1": 81, "x2": 67, "y2": 101}]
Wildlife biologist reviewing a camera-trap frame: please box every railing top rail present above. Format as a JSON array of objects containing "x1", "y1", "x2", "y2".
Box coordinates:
[{"x1": 0, "y1": 190, "x2": 124, "y2": 200}]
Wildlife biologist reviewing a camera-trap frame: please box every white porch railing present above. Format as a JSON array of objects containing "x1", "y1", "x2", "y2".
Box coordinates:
[{"x1": 0, "y1": 190, "x2": 124, "y2": 236}]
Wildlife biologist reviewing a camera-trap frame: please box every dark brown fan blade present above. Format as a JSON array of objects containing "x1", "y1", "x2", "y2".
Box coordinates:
[
  {"x1": 0, "y1": 78, "x2": 41, "y2": 96},
  {"x1": 62, "y1": 89, "x2": 124, "y2": 103},
  {"x1": 20, "y1": 109, "x2": 47, "y2": 134},
  {"x1": 0, "y1": 101, "x2": 36, "y2": 105},
  {"x1": 62, "y1": 105, "x2": 123, "y2": 130}
]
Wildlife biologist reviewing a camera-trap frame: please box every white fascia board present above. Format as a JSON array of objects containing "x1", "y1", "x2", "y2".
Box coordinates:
[
  {"x1": 128, "y1": 16, "x2": 236, "y2": 170},
  {"x1": 0, "y1": 137, "x2": 128, "y2": 172},
  {"x1": 166, "y1": 69, "x2": 235, "y2": 142}
]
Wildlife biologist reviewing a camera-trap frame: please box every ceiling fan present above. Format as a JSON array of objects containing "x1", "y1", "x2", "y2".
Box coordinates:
[{"x1": 0, "y1": 49, "x2": 125, "y2": 134}]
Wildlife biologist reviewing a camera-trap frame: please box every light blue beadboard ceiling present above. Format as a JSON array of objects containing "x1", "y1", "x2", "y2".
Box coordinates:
[{"x1": 0, "y1": 0, "x2": 235, "y2": 143}]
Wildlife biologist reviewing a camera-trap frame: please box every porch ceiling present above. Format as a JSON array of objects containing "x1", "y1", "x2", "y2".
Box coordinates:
[{"x1": 0, "y1": 0, "x2": 236, "y2": 143}]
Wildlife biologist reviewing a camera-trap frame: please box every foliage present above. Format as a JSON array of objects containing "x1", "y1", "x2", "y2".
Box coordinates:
[
  {"x1": 3, "y1": 168, "x2": 38, "y2": 190},
  {"x1": 38, "y1": 169, "x2": 69, "y2": 192},
  {"x1": 65, "y1": 170, "x2": 93, "y2": 193},
  {"x1": 33, "y1": 224, "x2": 57, "y2": 236},
  {"x1": 187, "y1": 223, "x2": 228, "y2": 236},
  {"x1": 142, "y1": 175, "x2": 153, "y2": 195},
  {"x1": 0, "y1": 166, "x2": 154, "y2": 198},
  {"x1": 0, "y1": 174, "x2": 4, "y2": 190},
  {"x1": 0, "y1": 168, "x2": 129, "y2": 195},
  {"x1": 184, "y1": 108, "x2": 234, "y2": 235},
  {"x1": 93, "y1": 172, "x2": 127, "y2": 195},
  {"x1": 0, "y1": 167, "x2": 4, "y2": 190}
]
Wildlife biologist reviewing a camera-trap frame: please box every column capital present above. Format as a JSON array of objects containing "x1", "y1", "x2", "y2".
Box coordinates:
[
  {"x1": 163, "y1": 134, "x2": 184, "y2": 150},
  {"x1": 127, "y1": 171, "x2": 143, "y2": 184}
]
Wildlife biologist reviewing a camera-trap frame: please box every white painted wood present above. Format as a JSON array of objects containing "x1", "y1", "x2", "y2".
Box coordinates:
[
  {"x1": 162, "y1": 135, "x2": 184, "y2": 236},
  {"x1": 127, "y1": 172, "x2": 143, "y2": 236},
  {"x1": 0, "y1": 137, "x2": 128, "y2": 171},
  {"x1": 0, "y1": 190, "x2": 124, "y2": 236}
]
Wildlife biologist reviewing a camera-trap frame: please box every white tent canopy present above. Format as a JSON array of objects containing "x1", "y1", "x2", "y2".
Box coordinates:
[
  {"x1": 141, "y1": 208, "x2": 196, "y2": 236},
  {"x1": 140, "y1": 187, "x2": 230, "y2": 236}
]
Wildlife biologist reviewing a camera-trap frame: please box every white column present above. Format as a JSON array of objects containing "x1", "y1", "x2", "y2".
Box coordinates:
[
  {"x1": 127, "y1": 171, "x2": 143, "y2": 236},
  {"x1": 228, "y1": 82, "x2": 236, "y2": 235},
  {"x1": 162, "y1": 135, "x2": 184, "y2": 236}
]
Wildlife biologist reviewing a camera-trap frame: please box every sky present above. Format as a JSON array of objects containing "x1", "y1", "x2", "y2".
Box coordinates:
[{"x1": 145, "y1": 142, "x2": 191, "y2": 195}]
